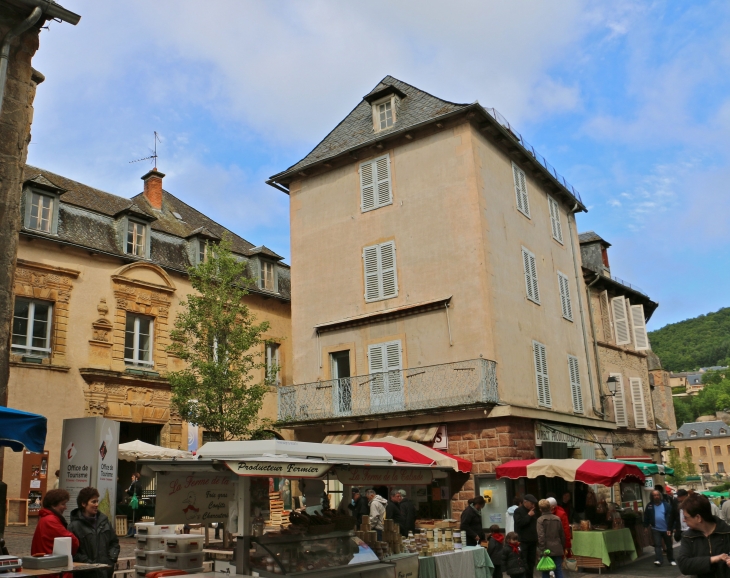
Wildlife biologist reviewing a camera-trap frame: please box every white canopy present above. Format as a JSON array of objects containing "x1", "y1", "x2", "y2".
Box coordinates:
[{"x1": 118, "y1": 440, "x2": 193, "y2": 462}]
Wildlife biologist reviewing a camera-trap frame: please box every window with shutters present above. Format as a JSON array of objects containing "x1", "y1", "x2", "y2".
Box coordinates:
[
  {"x1": 611, "y1": 296, "x2": 631, "y2": 345},
  {"x1": 522, "y1": 247, "x2": 540, "y2": 304},
  {"x1": 360, "y1": 155, "x2": 392, "y2": 212},
  {"x1": 599, "y1": 290, "x2": 613, "y2": 343},
  {"x1": 368, "y1": 340, "x2": 404, "y2": 412},
  {"x1": 557, "y1": 272, "x2": 573, "y2": 321},
  {"x1": 532, "y1": 341, "x2": 551, "y2": 408},
  {"x1": 548, "y1": 196, "x2": 564, "y2": 244},
  {"x1": 611, "y1": 373, "x2": 628, "y2": 427},
  {"x1": 568, "y1": 355, "x2": 584, "y2": 413},
  {"x1": 630, "y1": 304, "x2": 650, "y2": 351},
  {"x1": 629, "y1": 377, "x2": 648, "y2": 428},
  {"x1": 363, "y1": 241, "x2": 398, "y2": 302},
  {"x1": 512, "y1": 163, "x2": 530, "y2": 218}
]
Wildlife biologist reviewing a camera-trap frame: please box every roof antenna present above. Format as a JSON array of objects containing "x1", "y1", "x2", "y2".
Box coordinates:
[{"x1": 129, "y1": 131, "x2": 162, "y2": 169}]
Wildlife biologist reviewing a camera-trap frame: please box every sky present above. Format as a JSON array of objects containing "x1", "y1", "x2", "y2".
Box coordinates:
[{"x1": 27, "y1": 1, "x2": 730, "y2": 331}]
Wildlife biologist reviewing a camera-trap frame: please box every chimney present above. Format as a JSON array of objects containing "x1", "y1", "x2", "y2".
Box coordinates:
[{"x1": 141, "y1": 168, "x2": 165, "y2": 210}]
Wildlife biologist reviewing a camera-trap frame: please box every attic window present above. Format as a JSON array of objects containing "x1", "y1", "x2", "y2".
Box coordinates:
[
  {"x1": 706, "y1": 429, "x2": 712, "y2": 436},
  {"x1": 691, "y1": 430, "x2": 697, "y2": 437},
  {"x1": 372, "y1": 95, "x2": 398, "y2": 132},
  {"x1": 676, "y1": 433, "x2": 683, "y2": 438},
  {"x1": 378, "y1": 101, "x2": 393, "y2": 130}
]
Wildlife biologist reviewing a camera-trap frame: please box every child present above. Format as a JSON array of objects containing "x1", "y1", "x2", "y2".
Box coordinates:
[
  {"x1": 501, "y1": 531, "x2": 527, "y2": 578},
  {"x1": 487, "y1": 524, "x2": 505, "y2": 578}
]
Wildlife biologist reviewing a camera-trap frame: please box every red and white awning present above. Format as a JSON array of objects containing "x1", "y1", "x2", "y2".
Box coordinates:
[
  {"x1": 496, "y1": 459, "x2": 644, "y2": 487},
  {"x1": 353, "y1": 436, "x2": 472, "y2": 473}
]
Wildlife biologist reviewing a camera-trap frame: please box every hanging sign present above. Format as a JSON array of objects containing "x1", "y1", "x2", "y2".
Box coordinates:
[
  {"x1": 644, "y1": 478, "x2": 654, "y2": 489},
  {"x1": 336, "y1": 467, "x2": 433, "y2": 485},
  {"x1": 156, "y1": 472, "x2": 233, "y2": 524},
  {"x1": 225, "y1": 460, "x2": 332, "y2": 478}
]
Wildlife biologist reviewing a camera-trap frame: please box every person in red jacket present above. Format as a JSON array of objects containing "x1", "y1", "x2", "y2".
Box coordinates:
[
  {"x1": 31, "y1": 489, "x2": 80, "y2": 556},
  {"x1": 548, "y1": 497, "x2": 571, "y2": 553}
]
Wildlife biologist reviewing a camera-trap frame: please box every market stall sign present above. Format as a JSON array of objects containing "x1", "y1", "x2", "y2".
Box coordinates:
[
  {"x1": 156, "y1": 472, "x2": 232, "y2": 524},
  {"x1": 225, "y1": 460, "x2": 332, "y2": 478},
  {"x1": 336, "y1": 467, "x2": 433, "y2": 485}
]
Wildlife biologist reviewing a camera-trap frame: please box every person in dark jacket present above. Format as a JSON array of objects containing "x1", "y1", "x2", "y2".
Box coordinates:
[
  {"x1": 460, "y1": 496, "x2": 486, "y2": 546},
  {"x1": 68, "y1": 487, "x2": 119, "y2": 578},
  {"x1": 31, "y1": 489, "x2": 80, "y2": 556},
  {"x1": 398, "y1": 489, "x2": 417, "y2": 537},
  {"x1": 644, "y1": 489, "x2": 677, "y2": 566},
  {"x1": 501, "y1": 532, "x2": 527, "y2": 577},
  {"x1": 513, "y1": 494, "x2": 538, "y2": 578},
  {"x1": 348, "y1": 488, "x2": 370, "y2": 526},
  {"x1": 677, "y1": 493, "x2": 730, "y2": 578},
  {"x1": 386, "y1": 490, "x2": 402, "y2": 529},
  {"x1": 487, "y1": 524, "x2": 504, "y2": 578}
]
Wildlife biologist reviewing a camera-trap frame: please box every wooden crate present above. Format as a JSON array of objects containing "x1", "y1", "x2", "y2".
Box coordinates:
[{"x1": 115, "y1": 515, "x2": 129, "y2": 536}]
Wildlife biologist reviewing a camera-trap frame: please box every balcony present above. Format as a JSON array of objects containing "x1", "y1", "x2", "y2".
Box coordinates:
[{"x1": 277, "y1": 358, "x2": 498, "y2": 425}]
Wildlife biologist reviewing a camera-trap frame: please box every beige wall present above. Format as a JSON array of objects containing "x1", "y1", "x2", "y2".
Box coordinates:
[
  {"x1": 5, "y1": 236, "x2": 291, "y2": 498},
  {"x1": 289, "y1": 120, "x2": 600, "y2": 420},
  {"x1": 672, "y1": 437, "x2": 730, "y2": 476}
]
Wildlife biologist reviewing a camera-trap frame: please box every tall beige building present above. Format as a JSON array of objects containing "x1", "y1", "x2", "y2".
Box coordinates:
[
  {"x1": 5, "y1": 165, "x2": 291, "y2": 502},
  {"x1": 268, "y1": 76, "x2": 664, "y2": 513}
]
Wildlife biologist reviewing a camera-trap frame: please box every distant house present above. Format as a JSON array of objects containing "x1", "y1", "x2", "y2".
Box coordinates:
[{"x1": 670, "y1": 421, "x2": 730, "y2": 478}]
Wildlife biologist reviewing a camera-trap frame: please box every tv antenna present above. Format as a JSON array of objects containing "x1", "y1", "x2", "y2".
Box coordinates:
[{"x1": 129, "y1": 131, "x2": 162, "y2": 168}]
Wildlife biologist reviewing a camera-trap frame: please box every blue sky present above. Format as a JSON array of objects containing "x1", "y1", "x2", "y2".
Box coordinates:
[{"x1": 28, "y1": 1, "x2": 730, "y2": 330}]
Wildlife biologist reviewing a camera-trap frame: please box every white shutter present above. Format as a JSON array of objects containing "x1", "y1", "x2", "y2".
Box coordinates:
[
  {"x1": 568, "y1": 355, "x2": 584, "y2": 413},
  {"x1": 379, "y1": 241, "x2": 398, "y2": 299},
  {"x1": 611, "y1": 296, "x2": 631, "y2": 345},
  {"x1": 363, "y1": 245, "x2": 380, "y2": 301},
  {"x1": 533, "y1": 341, "x2": 551, "y2": 408},
  {"x1": 522, "y1": 247, "x2": 540, "y2": 304},
  {"x1": 385, "y1": 341, "x2": 403, "y2": 398},
  {"x1": 360, "y1": 155, "x2": 392, "y2": 212},
  {"x1": 369, "y1": 341, "x2": 403, "y2": 411},
  {"x1": 630, "y1": 377, "x2": 648, "y2": 428},
  {"x1": 512, "y1": 163, "x2": 530, "y2": 218},
  {"x1": 599, "y1": 290, "x2": 613, "y2": 343},
  {"x1": 368, "y1": 343, "x2": 385, "y2": 395},
  {"x1": 611, "y1": 373, "x2": 628, "y2": 427},
  {"x1": 557, "y1": 272, "x2": 573, "y2": 321},
  {"x1": 631, "y1": 304, "x2": 650, "y2": 351},
  {"x1": 548, "y1": 196, "x2": 563, "y2": 243}
]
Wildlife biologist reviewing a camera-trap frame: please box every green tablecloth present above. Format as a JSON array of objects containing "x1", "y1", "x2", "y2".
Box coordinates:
[
  {"x1": 418, "y1": 546, "x2": 493, "y2": 578},
  {"x1": 572, "y1": 529, "x2": 637, "y2": 566}
]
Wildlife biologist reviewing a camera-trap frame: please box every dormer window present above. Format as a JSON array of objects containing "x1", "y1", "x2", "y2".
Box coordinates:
[
  {"x1": 365, "y1": 85, "x2": 405, "y2": 134},
  {"x1": 30, "y1": 192, "x2": 54, "y2": 232},
  {"x1": 127, "y1": 220, "x2": 147, "y2": 257},
  {"x1": 23, "y1": 180, "x2": 63, "y2": 235},
  {"x1": 676, "y1": 433, "x2": 683, "y2": 438},
  {"x1": 691, "y1": 430, "x2": 697, "y2": 437},
  {"x1": 199, "y1": 242, "x2": 207, "y2": 265},
  {"x1": 706, "y1": 429, "x2": 712, "y2": 436},
  {"x1": 262, "y1": 261, "x2": 275, "y2": 291},
  {"x1": 378, "y1": 100, "x2": 393, "y2": 130}
]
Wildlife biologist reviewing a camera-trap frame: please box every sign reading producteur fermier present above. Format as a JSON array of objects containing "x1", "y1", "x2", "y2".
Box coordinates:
[
  {"x1": 224, "y1": 460, "x2": 332, "y2": 478},
  {"x1": 156, "y1": 472, "x2": 233, "y2": 524},
  {"x1": 336, "y1": 467, "x2": 433, "y2": 485}
]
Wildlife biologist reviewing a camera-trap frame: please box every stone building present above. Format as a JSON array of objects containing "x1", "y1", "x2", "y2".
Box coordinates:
[
  {"x1": 648, "y1": 351, "x2": 677, "y2": 432},
  {"x1": 4, "y1": 165, "x2": 291, "y2": 500},
  {"x1": 669, "y1": 420, "x2": 730, "y2": 479},
  {"x1": 267, "y1": 76, "x2": 663, "y2": 516}
]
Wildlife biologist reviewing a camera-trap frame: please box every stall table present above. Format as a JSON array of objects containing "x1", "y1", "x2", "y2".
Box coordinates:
[
  {"x1": 572, "y1": 529, "x2": 636, "y2": 570},
  {"x1": 417, "y1": 546, "x2": 493, "y2": 578},
  {"x1": 15, "y1": 563, "x2": 110, "y2": 576}
]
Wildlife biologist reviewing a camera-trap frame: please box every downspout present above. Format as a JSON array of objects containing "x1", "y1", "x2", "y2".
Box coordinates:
[
  {"x1": 0, "y1": 5, "x2": 44, "y2": 117},
  {"x1": 567, "y1": 203, "x2": 604, "y2": 418}
]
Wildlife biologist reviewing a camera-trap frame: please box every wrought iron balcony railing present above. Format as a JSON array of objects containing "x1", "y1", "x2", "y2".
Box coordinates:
[{"x1": 277, "y1": 358, "x2": 498, "y2": 424}]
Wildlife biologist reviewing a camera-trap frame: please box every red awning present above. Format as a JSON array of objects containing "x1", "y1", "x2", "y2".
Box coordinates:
[
  {"x1": 496, "y1": 459, "x2": 644, "y2": 487},
  {"x1": 353, "y1": 436, "x2": 472, "y2": 473}
]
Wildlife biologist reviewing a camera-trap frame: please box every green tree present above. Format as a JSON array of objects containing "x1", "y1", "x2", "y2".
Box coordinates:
[
  {"x1": 167, "y1": 236, "x2": 274, "y2": 440},
  {"x1": 683, "y1": 448, "x2": 697, "y2": 476},
  {"x1": 667, "y1": 449, "x2": 687, "y2": 486}
]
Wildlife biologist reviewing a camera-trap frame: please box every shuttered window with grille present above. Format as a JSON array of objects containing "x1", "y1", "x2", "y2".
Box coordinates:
[
  {"x1": 568, "y1": 355, "x2": 584, "y2": 413},
  {"x1": 533, "y1": 341, "x2": 551, "y2": 408},
  {"x1": 363, "y1": 241, "x2": 398, "y2": 302},
  {"x1": 522, "y1": 247, "x2": 540, "y2": 304},
  {"x1": 557, "y1": 272, "x2": 573, "y2": 321},
  {"x1": 360, "y1": 155, "x2": 392, "y2": 212},
  {"x1": 512, "y1": 163, "x2": 530, "y2": 218}
]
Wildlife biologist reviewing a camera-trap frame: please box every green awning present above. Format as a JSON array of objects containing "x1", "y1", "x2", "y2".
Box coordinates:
[
  {"x1": 608, "y1": 460, "x2": 674, "y2": 476},
  {"x1": 701, "y1": 491, "x2": 729, "y2": 498}
]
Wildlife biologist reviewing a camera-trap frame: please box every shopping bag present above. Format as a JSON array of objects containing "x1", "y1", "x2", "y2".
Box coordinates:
[
  {"x1": 536, "y1": 550, "x2": 556, "y2": 572},
  {"x1": 130, "y1": 494, "x2": 139, "y2": 510},
  {"x1": 564, "y1": 558, "x2": 578, "y2": 571}
]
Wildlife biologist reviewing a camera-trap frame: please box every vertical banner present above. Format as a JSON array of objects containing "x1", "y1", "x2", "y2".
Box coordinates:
[
  {"x1": 59, "y1": 417, "x2": 119, "y2": 522},
  {"x1": 187, "y1": 424, "x2": 199, "y2": 453}
]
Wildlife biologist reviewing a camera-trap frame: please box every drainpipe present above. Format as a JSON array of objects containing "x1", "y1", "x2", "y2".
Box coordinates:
[
  {"x1": 567, "y1": 203, "x2": 604, "y2": 418},
  {"x1": 0, "y1": 6, "x2": 44, "y2": 117}
]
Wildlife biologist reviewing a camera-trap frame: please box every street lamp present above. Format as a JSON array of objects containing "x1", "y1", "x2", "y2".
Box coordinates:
[{"x1": 601, "y1": 376, "x2": 619, "y2": 412}]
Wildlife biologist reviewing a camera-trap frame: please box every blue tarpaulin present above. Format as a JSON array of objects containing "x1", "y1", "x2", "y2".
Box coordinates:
[{"x1": 0, "y1": 406, "x2": 46, "y2": 452}]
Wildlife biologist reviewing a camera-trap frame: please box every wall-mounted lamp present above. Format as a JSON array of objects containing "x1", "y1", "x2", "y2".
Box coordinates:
[{"x1": 601, "y1": 376, "x2": 619, "y2": 400}]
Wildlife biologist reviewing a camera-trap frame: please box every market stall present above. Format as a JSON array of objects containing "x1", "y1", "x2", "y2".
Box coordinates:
[
  {"x1": 140, "y1": 440, "x2": 486, "y2": 578},
  {"x1": 496, "y1": 458, "x2": 644, "y2": 572}
]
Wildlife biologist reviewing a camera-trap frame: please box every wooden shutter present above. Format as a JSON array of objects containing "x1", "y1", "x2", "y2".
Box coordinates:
[
  {"x1": 630, "y1": 377, "x2": 648, "y2": 428},
  {"x1": 363, "y1": 245, "x2": 380, "y2": 301},
  {"x1": 599, "y1": 290, "x2": 613, "y2": 343},
  {"x1": 557, "y1": 272, "x2": 573, "y2": 321},
  {"x1": 368, "y1": 343, "x2": 386, "y2": 395},
  {"x1": 522, "y1": 247, "x2": 540, "y2": 304},
  {"x1": 631, "y1": 304, "x2": 650, "y2": 351},
  {"x1": 548, "y1": 196, "x2": 563, "y2": 243},
  {"x1": 611, "y1": 296, "x2": 631, "y2": 345},
  {"x1": 533, "y1": 341, "x2": 551, "y2": 408},
  {"x1": 379, "y1": 241, "x2": 398, "y2": 299},
  {"x1": 360, "y1": 155, "x2": 391, "y2": 212},
  {"x1": 385, "y1": 341, "x2": 403, "y2": 398},
  {"x1": 568, "y1": 355, "x2": 584, "y2": 413},
  {"x1": 512, "y1": 163, "x2": 530, "y2": 217},
  {"x1": 611, "y1": 373, "x2": 628, "y2": 427}
]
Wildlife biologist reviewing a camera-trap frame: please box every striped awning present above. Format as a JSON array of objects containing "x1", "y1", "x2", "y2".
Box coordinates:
[{"x1": 322, "y1": 424, "x2": 440, "y2": 445}]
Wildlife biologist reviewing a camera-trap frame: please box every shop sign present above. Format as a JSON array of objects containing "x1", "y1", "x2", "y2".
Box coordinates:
[
  {"x1": 534, "y1": 422, "x2": 611, "y2": 449},
  {"x1": 432, "y1": 425, "x2": 448, "y2": 450},
  {"x1": 644, "y1": 478, "x2": 654, "y2": 489},
  {"x1": 225, "y1": 460, "x2": 332, "y2": 478},
  {"x1": 336, "y1": 467, "x2": 433, "y2": 485},
  {"x1": 156, "y1": 472, "x2": 232, "y2": 524}
]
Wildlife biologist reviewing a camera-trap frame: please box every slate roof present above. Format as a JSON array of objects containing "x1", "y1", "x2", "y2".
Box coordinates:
[
  {"x1": 687, "y1": 374, "x2": 703, "y2": 386},
  {"x1": 21, "y1": 165, "x2": 289, "y2": 300},
  {"x1": 578, "y1": 231, "x2": 611, "y2": 246},
  {"x1": 271, "y1": 76, "x2": 471, "y2": 178},
  {"x1": 670, "y1": 420, "x2": 729, "y2": 440}
]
